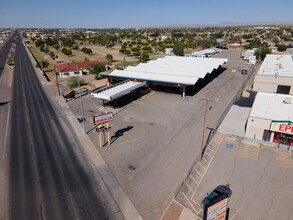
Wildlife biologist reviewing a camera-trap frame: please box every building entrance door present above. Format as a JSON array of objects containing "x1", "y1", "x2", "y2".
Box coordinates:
[{"x1": 273, "y1": 132, "x2": 293, "y2": 146}]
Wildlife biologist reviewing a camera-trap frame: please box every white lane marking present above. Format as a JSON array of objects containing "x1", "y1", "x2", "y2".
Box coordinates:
[{"x1": 3, "y1": 105, "x2": 11, "y2": 159}]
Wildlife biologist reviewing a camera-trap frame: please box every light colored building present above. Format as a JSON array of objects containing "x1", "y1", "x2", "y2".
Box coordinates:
[
  {"x1": 246, "y1": 92, "x2": 293, "y2": 146},
  {"x1": 102, "y1": 56, "x2": 228, "y2": 97},
  {"x1": 253, "y1": 54, "x2": 293, "y2": 95},
  {"x1": 55, "y1": 61, "x2": 101, "y2": 78}
]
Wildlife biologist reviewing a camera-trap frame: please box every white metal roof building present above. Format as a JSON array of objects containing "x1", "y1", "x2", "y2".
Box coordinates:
[
  {"x1": 91, "y1": 80, "x2": 146, "y2": 101},
  {"x1": 246, "y1": 92, "x2": 293, "y2": 146},
  {"x1": 253, "y1": 54, "x2": 293, "y2": 95},
  {"x1": 102, "y1": 56, "x2": 227, "y2": 96}
]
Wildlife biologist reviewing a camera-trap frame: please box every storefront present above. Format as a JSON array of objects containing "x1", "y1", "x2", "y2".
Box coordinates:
[
  {"x1": 270, "y1": 121, "x2": 293, "y2": 146},
  {"x1": 245, "y1": 92, "x2": 293, "y2": 146}
]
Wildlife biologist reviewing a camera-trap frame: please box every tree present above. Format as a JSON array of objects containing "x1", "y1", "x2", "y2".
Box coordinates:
[
  {"x1": 173, "y1": 43, "x2": 184, "y2": 56},
  {"x1": 277, "y1": 44, "x2": 288, "y2": 52},
  {"x1": 61, "y1": 48, "x2": 72, "y2": 56},
  {"x1": 124, "y1": 50, "x2": 131, "y2": 56},
  {"x1": 81, "y1": 47, "x2": 92, "y2": 54},
  {"x1": 87, "y1": 64, "x2": 106, "y2": 77},
  {"x1": 40, "y1": 60, "x2": 49, "y2": 69},
  {"x1": 141, "y1": 53, "x2": 149, "y2": 63},
  {"x1": 254, "y1": 47, "x2": 271, "y2": 60},
  {"x1": 105, "y1": 54, "x2": 113, "y2": 64},
  {"x1": 67, "y1": 77, "x2": 87, "y2": 89}
]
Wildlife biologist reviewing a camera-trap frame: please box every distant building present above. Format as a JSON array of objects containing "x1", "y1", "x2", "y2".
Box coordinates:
[
  {"x1": 165, "y1": 48, "x2": 173, "y2": 55},
  {"x1": 253, "y1": 54, "x2": 293, "y2": 95},
  {"x1": 55, "y1": 61, "x2": 101, "y2": 78}
]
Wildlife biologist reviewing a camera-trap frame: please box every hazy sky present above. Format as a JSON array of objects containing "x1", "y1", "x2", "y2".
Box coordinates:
[{"x1": 0, "y1": 0, "x2": 292, "y2": 28}]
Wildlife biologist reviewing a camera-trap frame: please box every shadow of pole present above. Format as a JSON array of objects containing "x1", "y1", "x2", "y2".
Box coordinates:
[{"x1": 110, "y1": 125, "x2": 134, "y2": 145}]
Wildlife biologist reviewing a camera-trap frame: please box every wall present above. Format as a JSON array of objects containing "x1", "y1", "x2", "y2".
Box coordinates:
[
  {"x1": 253, "y1": 75, "x2": 293, "y2": 95},
  {"x1": 246, "y1": 116, "x2": 272, "y2": 140}
]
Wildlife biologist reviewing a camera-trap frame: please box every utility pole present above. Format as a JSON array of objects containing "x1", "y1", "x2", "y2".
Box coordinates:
[
  {"x1": 69, "y1": 62, "x2": 86, "y2": 135},
  {"x1": 199, "y1": 97, "x2": 219, "y2": 161}
]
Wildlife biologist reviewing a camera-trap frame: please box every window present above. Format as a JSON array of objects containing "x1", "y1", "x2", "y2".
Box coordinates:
[{"x1": 277, "y1": 85, "x2": 290, "y2": 94}]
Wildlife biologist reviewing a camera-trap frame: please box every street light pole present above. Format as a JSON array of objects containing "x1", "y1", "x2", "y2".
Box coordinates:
[
  {"x1": 54, "y1": 65, "x2": 61, "y2": 96},
  {"x1": 70, "y1": 63, "x2": 86, "y2": 135}
]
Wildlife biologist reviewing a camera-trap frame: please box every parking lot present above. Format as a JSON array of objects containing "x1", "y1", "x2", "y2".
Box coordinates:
[
  {"x1": 67, "y1": 49, "x2": 249, "y2": 219},
  {"x1": 176, "y1": 132, "x2": 293, "y2": 220}
]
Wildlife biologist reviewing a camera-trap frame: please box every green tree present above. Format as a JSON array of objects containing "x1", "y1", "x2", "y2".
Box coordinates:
[
  {"x1": 255, "y1": 47, "x2": 271, "y2": 60},
  {"x1": 124, "y1": 50, "x2": 131, "y2": 56},
  {"x1": 61, "y1": 48, "x2": 72, "y2": 56},
  {"x1": 40, "y1": 60, "x2": 49, "y2": 69},
  {"x1": 173, "y1": 42, "x2": 184, "y2": 56},
  {"x1": 87, "y1": 64, "x2": 106, "y2": 77},
  {"x1": 105, "y1": 54, "x2": 113, "y2": 64},
  {"x1": 277, "y1": 44, "x2": 288, "y2": 52},
  {"x1": 67, "y1": 76, "x2": 87, "y2": 89},
  {"x1": 141, "y1": 53, "x2": 149, "y2": 62}
]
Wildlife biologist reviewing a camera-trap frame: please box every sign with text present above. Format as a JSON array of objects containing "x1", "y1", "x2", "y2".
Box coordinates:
[
  {"x1": 93, "y1": 113, "x2": 113, "y2": 125},
  {"x1": 207, "y1": 198, "x2": 228, "y2": 220},
  {"x1": 270, "y1": 123, "x2": 293, "y2": 135}
]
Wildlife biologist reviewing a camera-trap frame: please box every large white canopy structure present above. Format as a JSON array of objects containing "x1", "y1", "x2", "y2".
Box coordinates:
[
  {"x1": 102, "y1": 56, "x2": 228, "y2": 86},
  {"x1": 91, "y1": 80, "x2": 146, "y2": 101}
]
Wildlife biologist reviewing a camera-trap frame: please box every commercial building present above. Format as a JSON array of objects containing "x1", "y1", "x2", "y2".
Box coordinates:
[
  {"x1": 253, "y1": 54, "x2": 293, "y2": 95},
  {"x1": 55, "y1": 61, "x2": 101, "y2": 78},
  {"x1": 102, "y1": 56, "x2": 228, "y2": 97},
  {"x1": 246, "y1": 92, "x2": 293, "y2": 146}
]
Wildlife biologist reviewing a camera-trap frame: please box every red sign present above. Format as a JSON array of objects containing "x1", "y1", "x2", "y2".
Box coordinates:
[
  {"x1": 93, "y1": 113, "x2": 113, "y2": 125},
  {"x1": 270, "y1": 123, "x2": 293, "y2": 135}
]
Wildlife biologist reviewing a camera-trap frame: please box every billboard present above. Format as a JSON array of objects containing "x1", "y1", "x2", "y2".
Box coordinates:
[{"x1": 93, "y1": 113, "x2": 113, "y2": 125}]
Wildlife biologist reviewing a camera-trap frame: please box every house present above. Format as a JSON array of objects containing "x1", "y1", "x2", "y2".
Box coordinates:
[{"x1": 55, "y1": 61, "x2": 101, "y2": 78}]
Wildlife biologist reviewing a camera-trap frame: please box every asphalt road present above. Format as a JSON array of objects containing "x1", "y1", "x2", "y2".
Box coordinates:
[
  {"x1": 7, "y1": 34, "x2": 115, "y2": 219},
  {"x1": 0, "y1": 34, "x2": 14, "y2": 79}
]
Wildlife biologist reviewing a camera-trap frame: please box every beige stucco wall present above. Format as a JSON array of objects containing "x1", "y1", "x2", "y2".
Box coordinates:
[
  {"x1": 246, "y1": 116, "x2": 272, "y2": 140},
  {"x1": 253, "y1": 75, "x2": 293, "y2": 95}
]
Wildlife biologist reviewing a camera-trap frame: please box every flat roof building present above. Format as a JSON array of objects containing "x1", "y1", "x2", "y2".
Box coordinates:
[
  {"x1": 246, "y1": 92, "x2": 293, "y2": 147},
  {"x1": 102, "y1": 56, "x2": 228, "y2": 97},
  {"x1": 253, "y1": 54, "x2": 293, "y2": 95}
]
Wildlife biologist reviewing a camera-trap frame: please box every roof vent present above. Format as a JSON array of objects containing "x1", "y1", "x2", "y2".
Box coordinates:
[{"x1": 283, "y1": 97, "x2": 293, "y2": 104}]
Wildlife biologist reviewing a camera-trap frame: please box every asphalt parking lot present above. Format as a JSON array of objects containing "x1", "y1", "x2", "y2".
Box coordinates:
[
  {"x1": 176, "y1": 132, "x2": 293, "y2": 220},
  {"x1": 67, "y1": 48, "x2": 250, "y2": 219}
]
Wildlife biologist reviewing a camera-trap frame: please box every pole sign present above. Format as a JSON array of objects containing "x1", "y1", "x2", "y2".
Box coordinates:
[
  {"x1": 207, "y1": 197, "x2": 228, "y2": 220},
  {"x1": 202, "y1": 184, "x2": 232, "y2": 220},
  {"x1": 93, "y1": 113, "x2": 113, "y2": 125}
]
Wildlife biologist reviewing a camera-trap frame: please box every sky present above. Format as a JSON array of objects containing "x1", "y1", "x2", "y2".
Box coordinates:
[{"x1": 0, "y1": 0, "x2": 292, "y2": 28}]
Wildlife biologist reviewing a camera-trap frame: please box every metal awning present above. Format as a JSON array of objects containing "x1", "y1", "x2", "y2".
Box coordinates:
[{"x1": 91, "y1": 80, "x2": 146, "y2": 101}]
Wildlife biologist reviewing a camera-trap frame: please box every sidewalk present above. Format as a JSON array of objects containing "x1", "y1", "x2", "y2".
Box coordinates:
[
  {"x1": 161, "y1": 201, "x2": 200, "y2": 220},
  {"x1": 24, "y1": 41, "x2": 143, "y2": 220}
]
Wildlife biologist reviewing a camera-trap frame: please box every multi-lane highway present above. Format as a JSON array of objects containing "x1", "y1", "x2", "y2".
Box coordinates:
[
  {"x1": 6, "y1": 33, "x2": 114, "y2": 219},
  {"x1": 0, "y1": 33, "x2": 14, "y2": 78}
]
